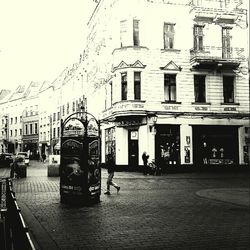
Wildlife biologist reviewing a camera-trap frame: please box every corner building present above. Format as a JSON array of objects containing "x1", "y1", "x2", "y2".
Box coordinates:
[{"x1": 84, "y1": 0, "x2": 249, "y2": 170}]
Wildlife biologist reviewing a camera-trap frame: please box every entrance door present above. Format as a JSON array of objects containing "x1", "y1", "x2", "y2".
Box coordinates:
[{"x1": 128, "y1": 130, "x2": 138, "y2": 168}]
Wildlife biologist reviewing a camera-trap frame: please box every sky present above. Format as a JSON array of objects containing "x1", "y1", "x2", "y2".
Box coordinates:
[{"x1": 0, "y1": 0, "x2": 97, "y2": 90}]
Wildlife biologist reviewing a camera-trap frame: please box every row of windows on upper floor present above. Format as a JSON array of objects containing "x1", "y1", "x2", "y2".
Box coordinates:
[
  {"x1": 39, "y1": 127, "x2": 60, "y2": 141},
  {"x1": 1, "y1": 116, "x2": 22, "y2": 125},
  {"x1": 120, "y1": 20, "x2": 235, "y2": 52},
  {"x1": 1, "y1": 129, "x2": 22, "y2": 138},
  {"x1": 106, "y1": 72, "x2": 240, "y2": 106}
]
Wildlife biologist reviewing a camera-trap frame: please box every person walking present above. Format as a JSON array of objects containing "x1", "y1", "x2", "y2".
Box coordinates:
[
  {"x1": 104, "y1": 154, "x2": 120, "y2": 195},
  {"x1": 142, "y1": 151, "x2": 149, "y2": 175}
]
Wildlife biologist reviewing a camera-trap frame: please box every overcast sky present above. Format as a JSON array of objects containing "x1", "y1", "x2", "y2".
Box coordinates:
[{"x1": 0, "y1": 0, "x2": 97, "y2": 90}]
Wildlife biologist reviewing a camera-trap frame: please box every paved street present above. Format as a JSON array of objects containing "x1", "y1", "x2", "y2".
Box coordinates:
[{"x1": 0, "y1": 161, "x2": 249, "y2": 249}]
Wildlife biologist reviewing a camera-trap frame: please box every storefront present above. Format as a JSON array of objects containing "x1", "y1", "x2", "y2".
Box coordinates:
[
  {"x1": 192, "y1": 125, "x2": 239, "y2": 165},
  {"x1": 155, "y1": 125, "x2": 180, "y2": 168}
]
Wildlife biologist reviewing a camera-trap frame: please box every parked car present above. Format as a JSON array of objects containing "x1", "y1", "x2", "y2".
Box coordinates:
[
  {"x1": 17, "y1": 152, "x2": 30, "y2": 165},
  {"x1": 0, "y1": 153, "x2": 14, "y2": 167}
]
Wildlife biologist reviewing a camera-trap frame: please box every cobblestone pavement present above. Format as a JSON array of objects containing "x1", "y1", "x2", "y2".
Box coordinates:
[{"x1": 1, "y1": 161, "x2": 249, "y2": 249}]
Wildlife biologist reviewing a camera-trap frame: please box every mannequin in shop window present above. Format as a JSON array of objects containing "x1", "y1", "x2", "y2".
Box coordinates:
[
  {"x1": 212, "y1": 146, "x2": 218, "y2": 158},
  {"x1": 202, "y1": 142, "x2": 209, "y2": 165}
]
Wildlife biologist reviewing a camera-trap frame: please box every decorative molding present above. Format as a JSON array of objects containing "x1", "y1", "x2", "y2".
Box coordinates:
[
  {"x1": 160, "y1": 60, "x2": 182, "y2": 71},
  {"x1": 112, "y1": 60, "x2": 146, "y2": 72}
]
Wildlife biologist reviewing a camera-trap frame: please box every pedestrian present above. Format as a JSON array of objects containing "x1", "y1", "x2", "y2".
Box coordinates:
[
  {"x1": 142, "y1": 151, "x2": 149, "y2": 175},
  {"x1": 42, "y1": 153, "x2": 46, "y2": 163},
  {"x1": 202, "y1": 142, "x2": 209, "y2": 164},
  {"x1": 104, "y1": 154, "x2": 120, "y2": 195}
]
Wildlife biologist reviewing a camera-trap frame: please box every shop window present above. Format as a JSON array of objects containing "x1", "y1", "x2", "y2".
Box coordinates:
[
  {"x1": 193, "y1": 25, "x2": 204, "y2": 51},
  {"x1": 134, "y1": 72, "x2": 141, "y2": 100},
  {"x1": 120, "y1": 20, "x2": 127, "y2": 47},
  {"x1": 194, "y1": 75, "x2": 206, "y2": 102},
  {"x1": 105, "y1": 127, "x2": 116, "y2": 160},
  {"x1": 121, "y1": 72, "x2": 127, "y2": 100},
  {"x1": 223, "y1": 76, "x2": 234, "y2": 103},
  {"x1": 133, "y1": 19, "x2": 140, "y2": 46},
  {"x1": 164, "y1": 74, "x2": 176, "y2": 102},
  {"x1": 164, "y1": 23, "x2": 175, "y2": 49}
]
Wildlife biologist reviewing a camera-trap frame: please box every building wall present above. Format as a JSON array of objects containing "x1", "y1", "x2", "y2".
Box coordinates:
[{"x1": 84, "y1": 0, "x2": 249, "y2": 167}]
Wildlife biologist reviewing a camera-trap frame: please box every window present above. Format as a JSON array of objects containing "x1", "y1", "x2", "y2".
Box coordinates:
[
  {"x1": 57, "y1": 127, "x2": 60, "y2": 137},
  {"x1": 57, "y1": 112, "x2": 60, "y2": 121},
  {"x1": 223, "y1": 76, "x2": 234, "y2": 103},
  {"x1": 53, "y1": 113, "x2": 56, "y2": 122},
  {"x1": 194, "y1": 75, "x2": 206, "y2": 103},
  {"x1": 15, "y1": 117, "x2": 17, "y2": 124},
  {"x1": 133, "y1": 19, "x2": 140, "y2": 46},
  {"x1": 164, "y1": 74, "x2": 176, "y2": 102},
  {"x1": 25, "y1": 125, "x2": 28, "y2": 135},
  {"x1": 20, "y1": 116, "x2": 22, "y2": 122},
  {"x1": 30, "y1": 124, "x2": 33, "y2": 134},
  {"x1": 15, "y1": 129, "x2": 17, "y2": 137},
  {"x1": 10, "y1": 118, "x2": 13, "y2": 124},
  {"x1": 121, "y1": 73, "x2": 127, "y2": 100},
  {"x1": 193, "y1": 25, "x2": 204, "y2": 51},
  {"x1": 10, "y1": 130, "x2": 13, "y2": 137},
  {"x1": 35, "y1": 123, "x2": 38, "y2": 134},
  {"x1": 76, "y1": 100, "x2": 78, "y2": 111},
  {"x1": 67, "y1": 102, "x2": 69, "y2": 114},
  {"x1": 53, "y1": 128, "x2": 56, "y2": 138},
  {"x1": 62, "y1": 105, "x2": 65, "y2": 116},
  {"x1": 20, "y1": 129, "x2": 22, "y2": 136},
  {"x1": 72, "y1": 102, "x2": 75, "y2": 112},
  {"x1": 164, "y1": 23, "x2": 175, "y2": 49},
  {"x1": 222, "y1": 27, "x2": 232, "y2": 59},
  {"x1": 110, "y1": 81, "x2": 113, "y2": 105},
  {"x1": 120, "y1": 20, "x2": 127, "y2": 47},
  {"x1": 134, "y1": 72, "x2": 141, "y2": 100}
]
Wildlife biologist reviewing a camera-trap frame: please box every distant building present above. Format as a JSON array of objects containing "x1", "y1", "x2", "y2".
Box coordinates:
[
  {"x1": 83, "y1": 0, "x2": 249, "y2": 169},
  {"x1": 22, "y1": 82, "x2": 43, "y2": 159}
]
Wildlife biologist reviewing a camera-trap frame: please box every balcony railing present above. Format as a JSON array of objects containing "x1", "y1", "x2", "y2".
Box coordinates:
[
  {"x1": 190, "y1": 46, "x2": 245, "y2": 64},
  {"x1": 190, "y1": 0, "x2": 243, "y2": 10}
]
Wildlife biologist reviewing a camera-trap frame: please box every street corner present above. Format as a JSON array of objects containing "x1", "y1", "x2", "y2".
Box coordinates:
[{"x1": 196, "y1": 188, "x2": 250, "y2": 207}]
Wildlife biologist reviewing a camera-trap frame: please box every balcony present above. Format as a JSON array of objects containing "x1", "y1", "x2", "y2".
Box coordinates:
[
  {"x1": 189, "y1": 0, "x2": 246, "y2": 26},
  {"x1": 190, "y1": 46, "x2": 245, "y2": 69}
]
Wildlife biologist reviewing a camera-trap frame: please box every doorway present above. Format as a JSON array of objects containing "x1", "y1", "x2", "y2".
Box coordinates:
[{"x1": 128, "y1": 130, "x2": 138, "y2": 168}]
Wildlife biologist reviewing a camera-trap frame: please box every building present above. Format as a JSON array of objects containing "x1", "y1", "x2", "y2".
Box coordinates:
[
  {"x1": 22, "y1": 82, "x2": 43, "y2": 159},
  {"x1": 6, "y1": 85, "x2": 26, "y2": 154},
  {"x1": 0, "y1": 89, "x2": 12, "y2": 153},
  {"x1": 38, "y1": 82, "x2": 53, "y2": 159},
  {"x1": 83, "y1": 0, "x2": 249, "y2": 169}
]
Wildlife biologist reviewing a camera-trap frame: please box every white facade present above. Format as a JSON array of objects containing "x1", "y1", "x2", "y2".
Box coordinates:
[{"x1": 83, "y1": 0, "x2": 249, "y2": 169}]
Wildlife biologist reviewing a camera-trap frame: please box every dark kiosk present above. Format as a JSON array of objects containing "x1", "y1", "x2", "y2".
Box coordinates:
[{"x1": 60, "y1": 111, "x2": 101, "y2": 203}]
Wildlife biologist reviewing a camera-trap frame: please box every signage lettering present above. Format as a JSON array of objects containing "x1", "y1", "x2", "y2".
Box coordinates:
[
  {"x1": 195, "y1": 106, "x2": 208, "y2": 111},
  {"x1": 164, "y1": 105, "x2": 179, "y2": 111},
  {"x1": 224, "y1": 107, "x2": 237, "y2": 111}
]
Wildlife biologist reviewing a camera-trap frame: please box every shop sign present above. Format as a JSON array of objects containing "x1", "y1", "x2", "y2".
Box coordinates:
[
  {"x1": 116, "y1": 119, "x2": 145, "y2": 127},
  {"x1": 194, "y1": 106, "x2": 208, "y2": 111},
  {"x1": 130, "y1": 131, "x2": 138, "y2": 140},
  {"x1": 224, "y1": 107, "x2": 237, "y2": 111},
  {"x1": 163, "y1": 105, "x2": 179, "y2": 111}
]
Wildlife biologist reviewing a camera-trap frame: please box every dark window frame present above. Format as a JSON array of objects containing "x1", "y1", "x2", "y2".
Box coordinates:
[
  {"x1": 193, "y1": 25, "x2": 204, "y2": 51},
  {"x1": 194, "y1": 75, "x2": 206, "y2": 103},
  {"x1": 164, "y1": 23, "x2": 175, "y2": 49},
  {"x1": 164, "y1": 74, "x2": 177, "y2": 102},
  {"x1": 133, "y1": 19, "x2": 140, "y2": 46},
  {"x1": 223, "y1": 75, "x2": 235, "y2": 103},
  {"x1": 121, "y1": 72, "x2": 128, "y2": 101},
  {"x1": 134, "y1": 72, "x2": 141, "y2": 100}
]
